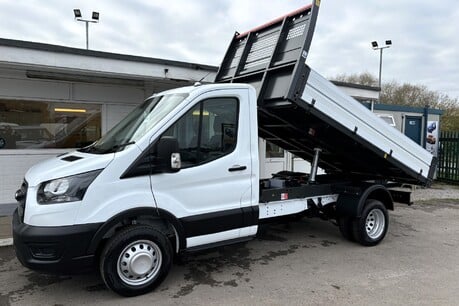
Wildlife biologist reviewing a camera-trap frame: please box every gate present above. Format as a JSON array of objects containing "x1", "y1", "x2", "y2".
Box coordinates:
[{"x1": 438, "y1": 131, "x2": 459, "y2": 184}]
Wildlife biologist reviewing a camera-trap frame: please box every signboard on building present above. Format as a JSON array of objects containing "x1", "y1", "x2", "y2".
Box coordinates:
[{"x1": 426, "y1": 121, "x2": 439, "y2": 157}]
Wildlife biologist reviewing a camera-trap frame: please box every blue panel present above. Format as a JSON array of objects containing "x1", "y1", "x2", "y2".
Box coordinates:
[{"x1": 404, "y1": 116, "x2": 422, "y2": 145}]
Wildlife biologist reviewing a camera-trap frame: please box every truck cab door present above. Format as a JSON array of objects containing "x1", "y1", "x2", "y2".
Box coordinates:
[{"x1": 149, "y1": 88, "x2": 257, "y2": 249}]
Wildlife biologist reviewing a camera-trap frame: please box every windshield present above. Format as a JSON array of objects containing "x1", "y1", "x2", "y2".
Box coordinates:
[{"x1": 80, "y1": 93, "x2": 188, "y2": 154}]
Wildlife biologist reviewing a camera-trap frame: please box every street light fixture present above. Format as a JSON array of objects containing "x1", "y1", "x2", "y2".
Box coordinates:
[
  {"x1": 92, "y1": 12, "x2": 100, "y2": 20},
  {"x1": 73, "y1": 9, "x2": 100, "y2": 50},
  {"x1": 371, "y1": 40, "x2": 392, "y2": 101},
  {"x1": 73, "y1": 9, "x2": 82, "y2": 18}
]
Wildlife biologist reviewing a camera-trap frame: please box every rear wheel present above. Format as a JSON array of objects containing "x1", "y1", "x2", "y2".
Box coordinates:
[
  {"x1": 100, "y1": 225, "x2": 172, "y2": 297},
  {"x1": 352, "y1": 199, "x2": 389, "y2": 246}
]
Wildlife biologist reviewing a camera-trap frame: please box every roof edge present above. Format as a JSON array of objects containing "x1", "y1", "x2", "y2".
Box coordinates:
[
  {"x1": 331, "y1": 80, "x2": 380, "y2": 92},
  {"x1": 361, "y1": 101, "x2": 444, "y2": 115},
  {"x1": 0, "y1": 38, "x2": 218, "y2": 72}
]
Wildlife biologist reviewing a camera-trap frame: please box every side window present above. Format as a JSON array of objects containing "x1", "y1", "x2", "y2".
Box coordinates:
[{"x1": 163, "y1": 97, "x2": 238, "y2": 168}]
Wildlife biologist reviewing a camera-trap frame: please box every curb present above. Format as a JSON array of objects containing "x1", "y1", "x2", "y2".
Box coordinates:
[{"x1": 0, "y1": 238, "x2": 13, "y2": 247}]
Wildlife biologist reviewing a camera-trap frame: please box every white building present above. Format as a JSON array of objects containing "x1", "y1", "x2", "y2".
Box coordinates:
[{"x1": 0, "y1": 38, "x2": 216, "y2": 205}]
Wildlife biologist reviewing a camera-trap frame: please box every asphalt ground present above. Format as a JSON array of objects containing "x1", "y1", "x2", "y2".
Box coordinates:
[{"x1": 1, "y1": 196, "x2": 459, "y2": 305}]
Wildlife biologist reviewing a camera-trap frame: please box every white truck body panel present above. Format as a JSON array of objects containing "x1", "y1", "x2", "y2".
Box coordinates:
[
  {"x1": 259, "y1": 195, "x2": 338, "y2": 219},
  {"x1": 301, "y1": 69, "x2": 433, "y2": 180},
  {"x1": 150, "y1": 86, "x2": 257, "y2": 216},
  {"x1": 186, "y1": 225, "x2": 257, "y2": 248}
]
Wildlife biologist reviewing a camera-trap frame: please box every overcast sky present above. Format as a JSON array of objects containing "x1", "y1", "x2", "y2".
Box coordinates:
[{"x1": 0, "y1": 0, "x2": 458, "y2": 99}]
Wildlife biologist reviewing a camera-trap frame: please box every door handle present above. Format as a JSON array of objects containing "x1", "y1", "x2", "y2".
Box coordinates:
[{"x1": 228, "y1": 165, "x2": 247, "y2": 172}]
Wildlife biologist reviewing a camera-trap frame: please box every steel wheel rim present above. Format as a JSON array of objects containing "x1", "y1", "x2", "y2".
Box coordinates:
[
  {"x1": 117, "y1": 239, "x2": 162, "y2": 286},
  {"x1": 365, "y1": 209, "x2": 385, "y2": 239}
]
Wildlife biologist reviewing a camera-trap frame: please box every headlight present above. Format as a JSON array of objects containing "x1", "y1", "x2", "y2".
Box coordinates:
[{"x1": 37, "y1": 170, "x2": 102, "y2": 204}]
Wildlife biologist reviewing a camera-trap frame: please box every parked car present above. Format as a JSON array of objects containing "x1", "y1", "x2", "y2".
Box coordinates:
[{"x1": 12, "y1": 125, "x2": 54, "y2": 149}]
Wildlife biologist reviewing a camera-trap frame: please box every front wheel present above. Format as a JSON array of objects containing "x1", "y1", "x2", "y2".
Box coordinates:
[
  {"x1": 352, "y1": 199, "x2": 389, "y2": 246},
  {"x1": 99, "y1": 225, "x2": 173, "y2": 297}
]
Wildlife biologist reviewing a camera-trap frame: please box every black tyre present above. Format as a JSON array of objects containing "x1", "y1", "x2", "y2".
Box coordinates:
[
  {"x1": 337, "y1": 217, "x2": 355, "y2": 241},
  {"x1": 100, "y1": 225, "x2": 173, "y2": 297},
  {"x1": 352, "y1": 199, "x2": 389, "y2": 246}
]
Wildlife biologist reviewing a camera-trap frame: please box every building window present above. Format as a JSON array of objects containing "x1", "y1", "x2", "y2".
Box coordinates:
[
  {"x1": 266, "y1": 141, "x2": 284, "y2": 158},
  {"x1": 377, "y1": 114, "x2": 396, "y2": 127},
  {"x1": 0, "y1": 100, "x2": 101, "y2": 149}
]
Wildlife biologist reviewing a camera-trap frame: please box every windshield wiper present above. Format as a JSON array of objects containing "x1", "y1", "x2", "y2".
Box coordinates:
[
  {"x1": 79, "y1": 141, "x2": 136, "y2": 154},
  {"x1": 78, "y1": 141, "x2": 135, "y2": 154},
  {"x1": 111, "y1": 141, "x2": 136, "y2": 151},
  {"x1": 78, "y1": 142, "x2": 101, "y2": 153}
]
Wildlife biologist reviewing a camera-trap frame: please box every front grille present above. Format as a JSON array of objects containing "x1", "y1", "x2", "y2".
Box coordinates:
[{"x1": 17, "y1": 180, "x2": 28, "y2": 223}]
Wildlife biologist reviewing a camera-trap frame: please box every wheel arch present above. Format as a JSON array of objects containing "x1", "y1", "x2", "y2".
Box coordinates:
[
  {"x1": 87, "y1": 207, "x2": 186, "y2": 255},
  {"x1": 336, "y1": 184, "x2": 394, "y2": 218},
  {"x1": 363, "y1": 186, "x2": 394, "y2": 212}
]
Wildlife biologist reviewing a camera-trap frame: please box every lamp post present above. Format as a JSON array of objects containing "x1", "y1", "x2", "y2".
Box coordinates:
[
  {"x1": 73, "y1": 9, "x2": 100, "y2": 50},
  {"x1": 371, "y1": 40, "x2": 392, "y2": 101}
]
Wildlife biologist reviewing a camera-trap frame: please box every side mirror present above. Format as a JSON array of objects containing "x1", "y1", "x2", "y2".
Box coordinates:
[{"x1": 157, "y1": 137, "x2": 181, "y2": 172}]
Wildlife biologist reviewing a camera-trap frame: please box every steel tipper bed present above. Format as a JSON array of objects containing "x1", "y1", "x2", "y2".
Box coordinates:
[{"x1": 215, "y1": 1, "x2": 436, "y2": 186}]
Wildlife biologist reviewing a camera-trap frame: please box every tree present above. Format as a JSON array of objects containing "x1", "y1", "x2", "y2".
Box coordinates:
[
  {"x1": 331, "y1": 73, "x2": 459, "y2": 131},
  {"x1": 333, "y1": 72, "x2": 378, "y2": 87}
]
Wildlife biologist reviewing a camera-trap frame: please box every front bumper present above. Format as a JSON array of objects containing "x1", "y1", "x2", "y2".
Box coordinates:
[{"x1": 12, "y1": 209, "x2": 102, "y2": 274}]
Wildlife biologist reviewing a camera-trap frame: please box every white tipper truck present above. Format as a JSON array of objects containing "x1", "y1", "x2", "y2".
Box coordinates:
[{"x1": 13, "y1": 2, "x2": 436, "y2": 296}]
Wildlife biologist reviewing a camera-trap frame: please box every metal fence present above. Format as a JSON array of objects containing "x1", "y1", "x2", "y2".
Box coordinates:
[{"x1": 438, "y1": 131, "x2": 459, "y2": 183}]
